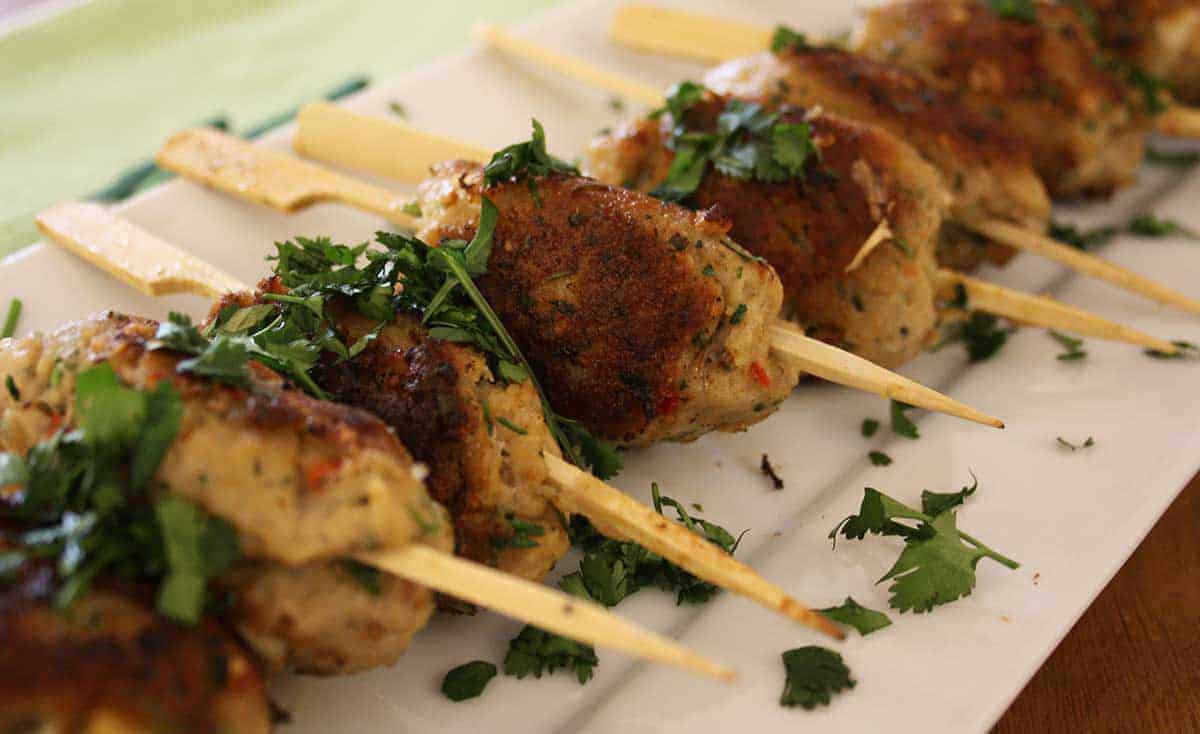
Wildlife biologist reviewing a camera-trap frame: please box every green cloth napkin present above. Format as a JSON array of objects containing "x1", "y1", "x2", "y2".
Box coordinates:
[{"x1": 0, "y1": 0, "x2": 559, "y2": 256}]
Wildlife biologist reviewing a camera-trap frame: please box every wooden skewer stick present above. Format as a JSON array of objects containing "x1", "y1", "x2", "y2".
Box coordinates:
[
  {"x1": 610, "y1": 4, "x2": 769, "y2": 64},
  {"x1": 34, "y1": 203, "x2": 738, "y2": 682},
  {"x1": 542, "y1": 453, "x2": 844, "y2": 639},
  {"x1": 359, "y1": 545, "x2": 736, "y2": 681},
  {"x1": 157, "y1": 128, "x2": 419, "y2": 229},
  {"x1": 477, "y1": 23, "x2": 1200, "y2": 319},
  {"x1": 936, "y1": 270, "x2": 1177, "y2": 352},
  {"x1": 35, "y1": 203, "x2": 246, "y2": 298},
  {"x1": 1155, "y1": 105, "x2": 1200, "y2": 139}
]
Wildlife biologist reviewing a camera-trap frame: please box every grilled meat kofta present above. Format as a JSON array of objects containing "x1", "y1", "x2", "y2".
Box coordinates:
[
  {"x1": 415, "y1": 161, "x2": 800, "y2": 446},
  {"x1": 701, "y1": 43, "x2": 1051, "y2": 271},
  {"x1": 857, "y1": 0, "x2": 1150, "y2": 198},
  {"x1": 0, "y1": 313, "x2": 454, "y2": 676},
  {"x1": 586, "y1": 92, "x2": 948, "y2": 368},
  {"x1": 211, "y1": 284, "x2": 570, "y2": 583},
  {"x1": 1079, "y1": 0, "x2": 1200, "y2": 104},
  {"x1": 0, "y1": 572, "x2": 271, "y2": 734}
]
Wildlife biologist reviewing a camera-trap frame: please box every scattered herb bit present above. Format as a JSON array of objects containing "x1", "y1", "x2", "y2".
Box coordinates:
[
  {"x1": 770, "y1": 25, "x2": 811, "y2": 53},
  {"x1": 388, "y1": 100, "x2": 407, "y2": 118},
  {"x1": 1145, "y1": 340, "x2": 1199, "y2": 359},
  {"x1": 648, "y1": 82, "x2": 820, "y2": 203},
  {"x1": 986, "y1": 0, "x2": 1037, "y2": 22},
  {"x1": 1145, "y1": 146, "x2": 1200, "y2": 167},
  {"x1": 342, "y1": 560, "x2": 383, "y2": 595},
  {"x1": 830, "y1": 482, "x2": 1018, "y2": 613},
  {"x1": 817, "y1": 597, "x2": 892, "y2": 636},
  {"x1": 442, "y1": 661, "x2": 498, "y2": 701},
  {"x1": 492, "y1": 514, "x2": 545, "y2": 551},
  {"x1": 504, "y1": 624, "x2": 599, "y2": 684},
  {"x1": 608, "y1": 96, "x2": 625, "y2": 113},
  {"x1": 1128, "y1": 214, "x2": 1199, "y2": 239},
  {"x1": 484, "y1": 119, "x2": 580, "y2": 186},
  {"x1": 780, "y1": 646, "x2": 856, "y2": 709},
  {"x1": 868, "y1": 451, "x2": 893, "y2": 467},
  {"x1": 729, "y1": 303, "x2": 748, "y2": 324},
  {"x1": 934, "y1": 312, "x2": 1014, "y2": 363},
  {"x1": 4, "y1": 375, "x2": 17, "y2": 401},
  {"x1": 761, "y1": 454, "x2": 785, "y2": 489},
  {"x1": 1057, "y1": 436, "x2": 1095, "y2": 451},
  {"x1": 1, "y1": 298, "x2": 21, "y2": 339},
  {"x1": 1125, "y1": 64, "x2": 1170, "y2": 116},
  {"x1": 495, "y1": 416, "x2": 528, "y2": 436},
  {"x1": 920, "y1": 474, "x2": 978, "y2": 517},
  {"x1": 948, "y1": 282, "x2": 970, "y2": 310},
  {"x1": 1048, "y1": 221, "x2": 1117, "y2": 251},
  {"x1": 1049, "y1": 330, "x2": 1087, "y2": 361},
  {"x1": 889, "y1": 401, "x2": 919, "y2": 439},
  {"x1": 861, "y1": 418, "x2": 880, "y2": 438},
  {"x1": 402, "y1": 200, "x2": 422, "y2": 217}
]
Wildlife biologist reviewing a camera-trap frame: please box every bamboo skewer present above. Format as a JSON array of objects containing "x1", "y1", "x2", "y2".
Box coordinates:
[
  {"x1": 159, "y1": 122, "x2": 1003, "y2": 428},
  {"x1": 474, "y1": 23, "x2": 1200, "y2": 318},
  {"x1": 610, "y1": 4, "x2": 770, "y2": 64},
  {"x1": 1155, "y1": 105, "x2": 1200, "y2": 138},
  {"x1": 359, "y1": 545, "x2": 736, "y2": 681},
  {"x1": 36, "y1": 203, "x2": 839, "y2": 642},
  {"x1": 296, "y1": 97, "x2": 1177, "y2": 354}
]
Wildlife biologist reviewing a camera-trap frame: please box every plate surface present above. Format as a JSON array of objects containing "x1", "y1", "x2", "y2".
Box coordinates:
[{"x1": 5, "y1": 1, "x2": 1200, "y2": 731}]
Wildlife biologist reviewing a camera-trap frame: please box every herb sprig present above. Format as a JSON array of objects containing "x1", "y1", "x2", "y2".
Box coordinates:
[
  {"x1": 1, "y1": 298, "x2": 20, "y2": 339},
  {"x1": 780, "y1": 647, "x2": 856, "y2": 709}
]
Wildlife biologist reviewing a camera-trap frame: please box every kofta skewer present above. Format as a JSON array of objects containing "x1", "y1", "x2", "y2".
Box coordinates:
[
  {"x1": 471, "y1": 23, "x2": 1200, "y2": 318},
  {"x1": 37, "y1": 202, "x2": 843, "y2": 638},
  {"x1": 294, "y1": 100, "x2": 1176, "y2": 356},
  {"x1": 153, "y1": 126, "x2": 1004, "y2": 428}
]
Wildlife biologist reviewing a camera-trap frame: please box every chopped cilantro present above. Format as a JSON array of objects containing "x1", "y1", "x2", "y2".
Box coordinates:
[
  {"x1": 986, "y1": 0, "x2": 1036, "y2": 22},
  {"x1": 342, "y1": 559, "x2": 383, "y2": 595},
  {"x1": 1145, "y1": 340, "x2": 1199, "y2": 359},
  {"x1": 780, "y1": 647, "x2": 855, "y2": 709},
  {"x1": 730, "y1": 303, "x2": 748, "y2": 324},
  {"x1": 1, "y1": 298, "x2": 20, "y2": 339},
  {"x1": 504, "y1": 624, "x2": 599, "y2": 684},
  {"x1": 442, "y1": 661, "x2": 498, "y2": 701},
  {"x1": 1128, "y1": 214, "x2": 1198, "y2": 239},
  {"x1": 4, "y1": 375, "x2": 17, "y2": 401},
  {"x1": 771, "y1": 25, "x2": 811, "y2": 54},
  {"x1": 868, "y1": 451, "x2": 893, "y2": 467},
  {"x1": 934, "y1": 312, "x2": 1014, "y2": 362},
  {"x1": 889, "y1": 401, "x2": 919, "y2": 439},
  {"x1": 495, "y1": 416, "x2": 527, "y2": 436},
  {"x1": 1048, "y1": 221, "x2": 1117, "y2": 251},
  {"x1": 830, "y1": 481, "x2": 1018, "y2": 613},
  {"x1": 1049, "y1": 330, "x2": 1087, "y2": 361},
  {"x1": 1056, "y1": 436, "x2": 1095, "y2": 451},
  {"x1": 491, "y1": 513, "x2": 545, "y2": 551},
  {"x1": 817, "y1": 597, "x2": 892, "y2": 636},
  {"x1": 388, "y1": 100, "x2": 407, "y2": 119},
  {"x1": 1145, "y1": 146, "x2": 1200, "y2": 167},
  {"x1": 861, "y1": 418, "x2": 880, "y2": 438},
  {"x1": 484, "y1": 119, "x2": 579, "y2": 186}
]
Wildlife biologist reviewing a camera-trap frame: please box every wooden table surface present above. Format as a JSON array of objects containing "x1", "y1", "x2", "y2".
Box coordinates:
[{"x1": 995, "y1": 473, "x2": 1200, "y2": 732}]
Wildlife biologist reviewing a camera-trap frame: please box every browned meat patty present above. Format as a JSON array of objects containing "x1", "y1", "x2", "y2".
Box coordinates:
[
  {"x1": 586, "y1": 95, "x2": 947, "y2": 368},
  {"x1": 858, "y1": 0, "x2": 1150, "y2": 198},
  {"x1": 1082, "y1": 0, "x2": 1200, "y2": 103},
  {"x1": 416, "y1": 162, "x2": 800, "y2": 446},
  {"x1": 0, "y1": 567, "x2": 270, "y2": 734},
  {"x1": 212, "y1": 285, "x2": 569, "y2": 584},
  {"x1": 702, "y1": 46, "x2": 1051, "y2": 270}
]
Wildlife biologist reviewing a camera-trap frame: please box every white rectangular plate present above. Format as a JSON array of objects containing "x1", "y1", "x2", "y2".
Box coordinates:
[{"x1": 5, "y1": 1, "x2": 1200, "y2": 731}]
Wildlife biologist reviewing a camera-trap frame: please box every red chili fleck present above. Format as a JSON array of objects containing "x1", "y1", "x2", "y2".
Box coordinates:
[
  {"x1": 749, "y1": 362, "x2": 771, "y2": 387},
  {"x1": 305, "y1": 458, "x2": 343, "y2": 490}
]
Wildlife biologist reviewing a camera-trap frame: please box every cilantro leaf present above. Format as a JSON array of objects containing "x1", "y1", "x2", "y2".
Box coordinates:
[
  {"x1": 484, "y1": 119, "x2": 579, "y2": 186},
  {"x1": 889, "y1": 401, "x2": 919, "y2": 439},
  {"x1": 861, "y1": 418, "x2": 880, "y2": 438},
  {"x1": 780, "y1": 646, "x2": 856, "y2": 709},
  {"x1": 986, "y1": 0, "x2": 1037, "y2": 22},
  {"x1": 1145, "y1": 146, "x2": 1200, "y2": 167},
  {"x1": 920, "y1": 474, "x2": 978, "y2": 516},
  {"x1": 129, "y1": 380, "x2": 184, "y2": 489},
  {"x1": 1128, "y1": 214, "x2": 1199, "y2": 240},
  {"x1": 155, "y1": 496, "x2": 240, "y2": 624},
  {"x1": 868, "y1": 451, "x2": 893, "y2": 467},
  {"x1": 342, "y1": 560, "x2": 383, "y2": 595},
  {"x1": 771, "y1": 25, "x2": 811, "y2": 54},
  {"x1": 817, "y1": 597, "x2": 892, "y2": 636},
  {"x1": 1056, "y1": 436, "x2": 1095, "y2": 451},
  {"x1": 934, "y1": 312, "x2": 1014, "y2": 363},
  {"x1": 2, "y1": 298, "x2": 21, "y2": 339},
  {"x1": 442, "y1": 661, "x2": 498, "y2": 702},
  {"x1": 491, "y1": 513, "x2": 545, "y2": 551},
  {"x1": 1146, "y1": 340, "x2": 1199, "y2": 360},
  {"x1": 1049, "y1": 330, "x2": 1087, "y2": 361},
  {"x1": 503, "y1": 624, "x2": 599, "y2": 685}
]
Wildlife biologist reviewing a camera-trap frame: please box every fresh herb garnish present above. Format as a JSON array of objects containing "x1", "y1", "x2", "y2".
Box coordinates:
[
  {"x1": 1, "y1": 298, "x2": 21, "y2": 339},
  {"x1": 1145, "y1": 146, "x2": 1200, "y2": 167},
  {"x1": 861, "y1": 418, "x2": 880, "y2": 438},
  {"x1": 484, "y1": 119, "x2": 579, "y2": 187},
  {"x1": 817, "y1": 597, "x2": 892, "y2": 636},
  {"x1": 342, "y1": 559, "x2": 383, "y2": 595},
  {"x1": 771, "y1": 25, "x2": 811, "y2": 53},
  {"x1": 388, "y1": 101, "x2": 407, "y2": 119},
  {"x1": 1145, "y1": 340, "x2": 1199, "y2": 360},
  {"x1": 442, "y1": 661, "x2": 498, "y2": 701},
  {"x1": 504, "y1": 623, "x2": 599, "y2": 685},
  {"x1": 780, "y1": 647, "x2": 856, "y2": 709},
  {"x1": 4, "y1": 375, "x2": 17, "y2": 401},
  {"x1": 491, "y1": 513, "x2": 545, "y2": 551},
  {"x1": 761, "y1": 453, "x2": 785, "y2": 489},
  {"x1": 648, "y1": 82, "x2": 820, "y2": 202},
  {"x1": 1049, "y1": 330, "x2": 1087, "y2": 361},
  {"x1": 1, "y1": 364, "x2": 238, "y2": 623},
  {"x1": 1048, "y1": 221, "x2": 1117, "y2": 251},
  {"x1": 730, "y1": 303, "x2": 748, "y2": 324},
  {"x1": 868, "y1": 451, "x2": 893, "y2": 467},
  {"x1": 934, "y1": 312, "x2": 1014, "y2": 363},
  {"x1": 830, "y1": 480, "x2": 1018, "y2": 613},
  {"x1": 889, "y1": 401, "x2": 919, "y2": 439},
  {"x1": 986, "y1": 0, "x2": 1037, "y2": 22},
  {"x1": 1056, "y1": 436, "x2": 1095, "y2": 451},
  {"x1": 1128, "y1": 214, "x2": 1199, "y2": 239}
]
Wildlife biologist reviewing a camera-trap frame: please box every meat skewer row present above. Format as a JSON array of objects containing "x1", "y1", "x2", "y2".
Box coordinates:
[
  {"x1": 292, "y1": 96, "x2": 1177, "y2": 363},
  {"x1": 1, "y1": 310, "x2": 737, "y2": 688},
  {"x1": 607, "y1": 3, "x2": 1200, "y2": 192},
  {"x1": 471, "y1": 22, "x2": 1200, "y2": 317},
  {"x1": 37, "y1": 201, "x2": 844, "y2": 637},
  {"x1": 152, "y1": 125, "x2": 1005, "y2": 429}
]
